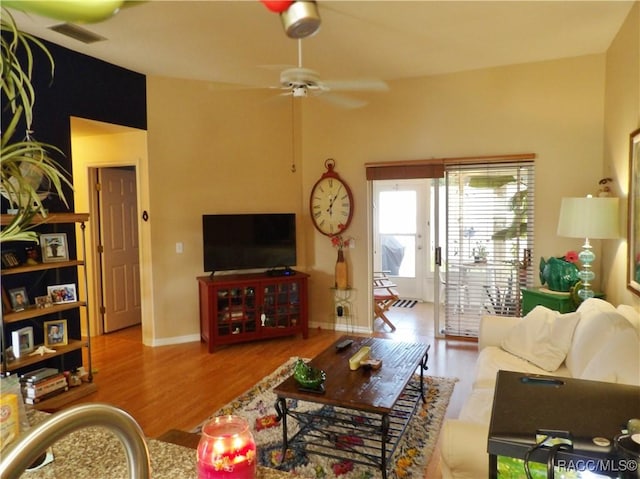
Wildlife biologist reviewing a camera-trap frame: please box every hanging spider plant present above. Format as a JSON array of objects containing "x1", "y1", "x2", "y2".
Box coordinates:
[{"x1": 1, "y1": 7, "x2": 72, "y2": 243}]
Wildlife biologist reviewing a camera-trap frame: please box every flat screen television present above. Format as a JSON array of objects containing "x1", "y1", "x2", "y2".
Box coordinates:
[{"x1": 203, "y1": 213, "x2": 297, "y2": 274}]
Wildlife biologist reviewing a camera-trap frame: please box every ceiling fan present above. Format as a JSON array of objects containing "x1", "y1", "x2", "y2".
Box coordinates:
[
  {"x1": 272, "y1": 39, "x2": 389, "y2": 109},
  {"x1": 1, "y1": 0, "x2": 145, "y2": 23}
]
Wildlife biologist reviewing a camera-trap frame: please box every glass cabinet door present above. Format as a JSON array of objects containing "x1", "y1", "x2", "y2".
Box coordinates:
[
  {"x1": 216, "y1": 286, "x2": 257, "y2": 336},
  {"x1": 261, "y1": 281, "x2": 300, "y2": 329}
]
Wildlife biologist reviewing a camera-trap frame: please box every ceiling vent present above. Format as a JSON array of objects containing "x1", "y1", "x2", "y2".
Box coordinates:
[{"x1": 48, "y1": 23, "x2": 106, "y2": 44}]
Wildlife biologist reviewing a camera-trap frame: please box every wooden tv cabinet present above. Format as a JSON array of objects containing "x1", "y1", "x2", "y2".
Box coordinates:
[{"x1": 197, "y1": 271, "x2": 309, "y2": 352}]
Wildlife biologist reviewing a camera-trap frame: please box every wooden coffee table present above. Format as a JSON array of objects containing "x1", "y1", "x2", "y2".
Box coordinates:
[{"x1": 273, "y1": 336, "x2": 430, "y2": 478}]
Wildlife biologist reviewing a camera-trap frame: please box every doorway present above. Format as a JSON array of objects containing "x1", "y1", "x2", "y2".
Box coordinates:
[
  {"x1": 372, "y1": 179, "x2": 433, "y2": 301},
  {"x1": 93, "y1": 167, "x2": 142, "y2": 333},
  {"x1": 70, "y1": 117, "x2": 147, "y2": 338}
]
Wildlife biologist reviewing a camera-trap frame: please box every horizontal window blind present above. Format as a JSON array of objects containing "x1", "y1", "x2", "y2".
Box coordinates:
[{"x1": 444, "y1": 162, "x2": 535, "y2": 338}]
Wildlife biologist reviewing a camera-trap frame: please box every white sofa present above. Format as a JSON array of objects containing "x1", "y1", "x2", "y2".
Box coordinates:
[{"x1": 440, "y1": 298, "x2": 640, "y2": 479}]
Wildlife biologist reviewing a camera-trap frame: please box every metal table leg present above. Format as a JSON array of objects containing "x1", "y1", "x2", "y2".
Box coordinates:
[
  {"x1": 275, "y1": 397, "x2": 288, "y2": 460},
  {"x1": 380, "y1": 414, "x2": 390, "y2": 479},
  {"x1": 417, "y1": 344, "x2": 431, "y2": 403}
]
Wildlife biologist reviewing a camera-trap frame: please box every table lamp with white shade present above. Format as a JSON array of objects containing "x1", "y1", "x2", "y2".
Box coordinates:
[{"x1": 556, "y1": 195, "x2": 619, "y2": 300}]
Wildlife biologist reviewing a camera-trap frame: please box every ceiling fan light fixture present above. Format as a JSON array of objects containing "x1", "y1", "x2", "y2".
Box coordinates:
[
  {"x1": 280, "y1": 1, "x2": 321, "y2": 39},
  {"x1": 292, "y1": 85, "x2": 308, "y2": 97}
]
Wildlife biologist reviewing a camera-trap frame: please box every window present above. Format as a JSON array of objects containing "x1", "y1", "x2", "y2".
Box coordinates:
[{"x1": 378, "y1": 189, "x2": 416, "y2": 277}]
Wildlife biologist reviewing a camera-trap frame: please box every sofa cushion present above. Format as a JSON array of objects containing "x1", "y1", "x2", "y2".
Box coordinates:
[
  {"x1": 617, "y1": 304, "x2": 640, "y2": 334},
  {"x1": 500, "y1": 306, "x2": 580, "y2": 371},
  {"x1": 473, "y1": 346, "x2": 572, "y2": 390},
  {"x1": 440, "y1": 419, "x2": 490, "y2": 479},
  {"x1": 580, "y1": 328, "x2": 640, "y2": 385},
  {"x1": 565, "y1": 299, "x2": 635, "y2": 378},
  {"x1": 459, "y1": 387, "x2": 495, "y2": 424}
]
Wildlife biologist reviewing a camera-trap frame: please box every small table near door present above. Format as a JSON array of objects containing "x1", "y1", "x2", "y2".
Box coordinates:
[{"x1": 521, "y1": 287, "x2": 605, "y2": 315}]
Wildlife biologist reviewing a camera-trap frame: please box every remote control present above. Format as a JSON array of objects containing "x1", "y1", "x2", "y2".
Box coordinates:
[{"x1": 335, "y1": 339, "x2": 354, "y2": 351}]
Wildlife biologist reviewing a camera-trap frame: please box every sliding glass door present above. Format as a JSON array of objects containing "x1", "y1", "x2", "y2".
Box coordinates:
[
  {"x1": 441, "y1": 162, "x2": 535, "y2": 337},
  {"x1": 367, "y1": 156, "x2": 534, "y2": 338}
]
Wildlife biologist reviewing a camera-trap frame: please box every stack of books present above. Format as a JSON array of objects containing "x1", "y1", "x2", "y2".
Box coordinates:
[{"x1": 20, "y1": 367, "x2": 68, "y2": 405}]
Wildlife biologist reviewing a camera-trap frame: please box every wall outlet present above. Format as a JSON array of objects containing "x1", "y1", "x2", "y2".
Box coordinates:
[{"x1": 176, "y1": 242, "x2": 183, "y2": 254}]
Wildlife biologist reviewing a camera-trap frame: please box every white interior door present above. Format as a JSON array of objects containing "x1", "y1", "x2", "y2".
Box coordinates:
[
  {"x1": 373, "y1": 180, "x2": 431, "y2": 300},
  {"x1": 99, "y1": 167, "x2": 141, "y2": 332}
]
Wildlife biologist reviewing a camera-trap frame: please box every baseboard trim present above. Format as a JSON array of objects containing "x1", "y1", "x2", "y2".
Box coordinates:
[
  {"x1": 309, "y1": 321, "x2": 371, "y2": 334},
  {"x1": 148, "y1": 334, "x2": 201, "y2": 347}
]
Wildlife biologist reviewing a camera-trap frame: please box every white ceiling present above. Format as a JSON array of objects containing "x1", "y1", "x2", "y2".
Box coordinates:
[{"x1": 9, "y1": 0, "x2": 636, "y2": 92}]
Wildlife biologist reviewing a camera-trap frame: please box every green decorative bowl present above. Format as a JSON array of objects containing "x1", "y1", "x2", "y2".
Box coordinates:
[{"x1": 293, "y1": 359, "x2": 326, "y2": 390}]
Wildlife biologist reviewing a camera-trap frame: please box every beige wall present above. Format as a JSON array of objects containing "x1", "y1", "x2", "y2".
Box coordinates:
[
  {"x1": 140, "y1": 13, "x2": 638, "y2": 342},
  {"x1": 303, "y1": 54, "x2": 608, "y2": 329},
  {"x1": 146, "y1": 77, "x2": 307, "y2": 342},
  {"x1": 603, "y1": 1, "x2": 640, "y2": 309}
]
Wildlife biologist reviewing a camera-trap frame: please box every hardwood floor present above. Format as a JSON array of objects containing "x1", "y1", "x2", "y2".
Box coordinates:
[{"x1": 64, "y1": 302, "x2": 478, "y2": 478}]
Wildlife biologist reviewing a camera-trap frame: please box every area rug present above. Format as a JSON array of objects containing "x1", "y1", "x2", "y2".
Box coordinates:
[
  {"x1": 193, "y1": 357, "x2": 457, "y2": 479},
  {"x1": 392, "y1": 299, "x2": 418, "y2": 308}
]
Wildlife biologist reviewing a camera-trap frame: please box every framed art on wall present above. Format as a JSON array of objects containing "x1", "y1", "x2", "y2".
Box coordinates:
[
  {"x1": 44, "y1": 319, "x2": 68, "y2": 347},
  {"x1": 629, "y1": 128, "x2": 640, "y2": 296},
  {"x1": 11, "y1": 326, "x2": 34, "y2": 358},
  {"x1": 40, "y1": 233, "x2": 69, "y2": 263}
]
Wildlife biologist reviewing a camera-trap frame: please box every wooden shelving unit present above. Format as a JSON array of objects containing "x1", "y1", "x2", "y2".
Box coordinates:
[
  {"x1": 0, "y1": 213, "x2": 89, "y2": 226},
  {"x1": 1, "y1": 212, "x2": 96, "y2": 406},
  {"x1": 33, "y1": 382, "x2": 98, "y2": 411},
  {"x1": 3, "y1": 302, "x2": 88, "y2": 324},
  {"x1": 2, "y1": 259, "x2": 85, "y2": 276},
  {"x1": 3, "y1": 338, "x2": 88, "y2": 371}
]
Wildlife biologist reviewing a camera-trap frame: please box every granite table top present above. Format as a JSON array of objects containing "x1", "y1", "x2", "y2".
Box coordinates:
[{"x1": 17, "y1": 412, "x2": 290, "y2": 479}]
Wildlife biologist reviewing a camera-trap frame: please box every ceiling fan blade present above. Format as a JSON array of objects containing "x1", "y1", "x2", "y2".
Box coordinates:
[
  {"x1": 257, "y1": 63, "x2": 296, "y2": 72},
  {"x1": 252, "y1": 38, "x2": 385, "y2": 107},
  {"x1": 1, "y1": 0, "x2": 146, "y2": 23},
  {"x1": 321, "y1": 78, "x2": 389, "y2": 92},
  {"x1": 316, "y1": 92, "x2": 368, "y2": 109}
]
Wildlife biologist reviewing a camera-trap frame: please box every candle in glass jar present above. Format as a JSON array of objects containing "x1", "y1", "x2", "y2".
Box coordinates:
[{"x1": 197, "y1": 415, "x2": 256, "y2": 479}]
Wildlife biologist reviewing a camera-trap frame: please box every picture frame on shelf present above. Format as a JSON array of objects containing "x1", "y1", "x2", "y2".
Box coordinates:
[
  {"x1": 5, "y1": 346, "x2": 16, "y2": 362},
  {"x1": 44, "y1": 319, "x2": 68, "y2": 347},
  {"x1": 35, "y1": 295, "x2": 53, "y2": 309},
  {"x1": 628, "y1": 128, "x2": 640, "y2": 296},
  {"x1": 24, "y1": 245, "x2": 40, "y2": 265},
  {"x1": 1, "y1": 250, "x2": 20, "y2": 268},
  {"x1": 11, "y1": 326, "x2": 34, "y2": 358},
  {"x1": 8, "y1": 287, "x2": 29, "y2": 311},
  {"x1": 40, "y1": 233, "x2": 69, "y2": 263},
  {"x1": 47, "y1": 284, "x2": 77, "y2": 304},
  {"x1": 2, "y1": 287, "x2": 12, "y2": 313}
]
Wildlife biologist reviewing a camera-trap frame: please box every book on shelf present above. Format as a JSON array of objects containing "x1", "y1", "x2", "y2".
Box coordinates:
[
  {"x1": 20, "y1": 367, "x2": 59, "y2": 384},
  {"x1": 22, "y1": 374, "x2": 68, "y2": 399},
  {"x1": 24, "y1": 386, "x2": 69, "y2": 405},
  {"x1": 21, "y1": 371, "x2": 64, "y2": 386}
]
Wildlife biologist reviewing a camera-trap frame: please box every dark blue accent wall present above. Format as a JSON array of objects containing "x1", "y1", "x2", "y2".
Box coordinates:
[
  {"x1": 1, "y1": 33, "x2": 146, "y2": 373},
  {"x1": 5, "y1": 36, "x2": 147, "y2": 212}
]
